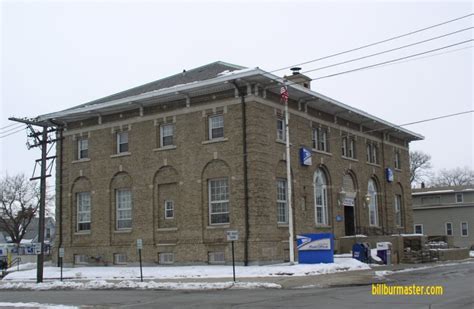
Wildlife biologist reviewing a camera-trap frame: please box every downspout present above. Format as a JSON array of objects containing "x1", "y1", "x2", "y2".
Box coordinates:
[
  {"x1": 233, "y1": 82, "x2": 250, "y2": 266},
  {"x1": 381, "y1": 134, "x2": 387, "y2": 235}
]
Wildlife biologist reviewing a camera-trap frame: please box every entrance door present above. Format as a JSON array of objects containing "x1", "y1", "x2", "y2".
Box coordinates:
[{"x1": 344, "y1": 206, "x2": 355, "y2": 236}]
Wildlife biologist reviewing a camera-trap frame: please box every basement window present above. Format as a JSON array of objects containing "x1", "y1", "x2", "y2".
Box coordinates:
[
  {"x1": 74, "y1": 254, "x2": 87, "y2": 265},
  {"x1": 158, "y1": 252, "x2": 174, "y2": 264},
  {"x1": 114, "y1": 253, "x2": 127, "y2": 265},
  {"x1": 208, "y1": 251, "x2": 225, "y2": 264}
]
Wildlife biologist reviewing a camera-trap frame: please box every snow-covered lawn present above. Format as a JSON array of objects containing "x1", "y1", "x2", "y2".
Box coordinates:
[
  {"x1": 0, "y1": 302, "x2": 77, "y2": 309},
  {"x1": 0, "y1": 280, "x2": 281, "y2": 291},
  {"x1": 3, "y1": 258, "x2": 368, "y2": 281},
  {"x1": 0, "y1": 258, "x2": 370, "y2": 290}
]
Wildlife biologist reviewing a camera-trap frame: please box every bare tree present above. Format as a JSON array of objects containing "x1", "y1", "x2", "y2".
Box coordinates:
[
  {"x1": 409, "y1": 150, "x2": 432, "y2": 186},
  {"x1": 0, "y1": 174, "x2": 40, "y2": 247},
  {"x1": 432, "y1": 167, "x2": 474, "y2": 186}
]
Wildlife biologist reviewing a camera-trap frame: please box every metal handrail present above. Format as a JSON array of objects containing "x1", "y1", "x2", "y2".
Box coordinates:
[{"x1": 8, "y1": 257, "x2": 22, "y2": 271}]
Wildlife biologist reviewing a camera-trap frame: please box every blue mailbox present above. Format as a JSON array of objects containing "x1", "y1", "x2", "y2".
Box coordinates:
[{"x1": 297, "y1": 233, "x2": 334, "y2": 264}]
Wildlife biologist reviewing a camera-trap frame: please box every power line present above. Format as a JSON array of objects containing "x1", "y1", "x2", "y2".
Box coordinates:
[
  {"x1": 309, "y1": 39, "x2": 473, "y2": 81},
  {"x1": 397, "y1": 110, "x2": 473, "y2": 127},
  {"x1": 0, "y1": 127, "x2": 26, "y2": 139},
  {"x1": 270, "y1": 13, "x2": 473, "y2": 73},
  {"x1": 300, "y1": 27, "x2": 473, "y2": 75},
  {"x1": 0, "y1": 123, "x2": 26, "y2": 134},
  {"x1": 352, "y1": 45, "x2": 473, "y2": 72},
  {"x1": 0, "y1": 123, "x2": 21, "y2": 130}
]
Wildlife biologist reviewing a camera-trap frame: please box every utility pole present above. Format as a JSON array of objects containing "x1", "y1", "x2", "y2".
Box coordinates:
[{"x1": 8, "y1": 117, "x2": 57, "y2": 283}]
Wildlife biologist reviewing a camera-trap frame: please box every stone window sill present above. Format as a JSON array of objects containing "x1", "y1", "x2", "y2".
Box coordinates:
[
  {"x1": 206, "y1": 224, "x2": 230, "y2": 229},
  {"x1": 202, "y1": 138, "x2": 228, "y2": 145},
  {"x1": 394, "y1": 168, "x2": 402, "y2": 172},
  {"x1": 110, "y1": 152, "x2": 131, "y2": 158},
  {"x1": 114, "y1": 229, "x2": 132, "y2": 233},
  {"x1": 74, "y1": 231, "x2": 91, "y2": 236},
  {"x1": 277, "y1": 223, "x2": 289, "y2": 228},
  {"x1": 153, "y1": 145, "x2": 177, "y2": 152},
  {"x1": 312, "y1": 149, "x2": 332, "y2": 156},
  {"x1": 366, "y1": 162, "x2": 381, "y2": 168},
  {"x1": 72, "y1": 158, "x2": 91, "y2": 164},
  {"x1": 157, "y1": 227, "x2": 178, "y2": 232},
  {"x1": 341, "y1": 156, "x2": 358, "y2": 162}
]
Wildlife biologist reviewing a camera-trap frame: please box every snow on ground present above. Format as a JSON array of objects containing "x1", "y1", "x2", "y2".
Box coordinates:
[
  {"x1": 4, "y1": 258, "x2": 369, "y2": 281},
  {"x1": 470, "y1": 251, "x2": 474, "y2": 258},
  {"x1": 0, "y1": 302, "x2": 77, "y2": 308},
  {"x1": 0, "y1": 280, "x2": 281, "y2": 291}
]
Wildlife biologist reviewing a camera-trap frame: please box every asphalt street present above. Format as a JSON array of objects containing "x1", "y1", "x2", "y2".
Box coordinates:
[{"x1": 0, "y1": 261, "x2": 473, "y2": 308}]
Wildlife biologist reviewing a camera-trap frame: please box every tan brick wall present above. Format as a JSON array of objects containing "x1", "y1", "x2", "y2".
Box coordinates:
[{"x1": 55, "y1": 92, "x2": 414, "y2": 265}]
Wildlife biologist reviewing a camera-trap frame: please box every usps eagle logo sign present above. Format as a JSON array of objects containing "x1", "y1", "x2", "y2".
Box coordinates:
[{"x1": 299, "y1": 147, "x2": 312, "y2": 166}]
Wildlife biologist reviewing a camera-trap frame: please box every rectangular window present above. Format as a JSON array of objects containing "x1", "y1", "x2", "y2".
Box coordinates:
[
  {"x1": 394, "y1": 151, "x2": 401, "y2": 169},
  {"x1": 164, "y1": 200, "x2": 174, "y2": 219},
  {"x1": 348, "y1": 138, "x2": 355, "y2": 158},
  {"x1": 116, "y1": 189, "x2": 132, "y2": 229},
  {"x1": 342, "y1": 136, "x2": 355, "y2": 158},
  {"x1": 414, "y1": 224, "x2": 423, "y2": 234},
  {"x1": 160, "y1": 124, "x2": 174, "y2": 147},
  {"x1": 341, "y1": 137, "x2": 347, "y2": 157},
  {"x1": 394, "y1": 195, "x2": 402, "y2": 227},
  {"x1": 276, "y1": 178, "x2": 288, "y2": 224},
  {"x1": 455, "y1": 193, "x2": 463, "y2": 203},
  {"x1": 367, "y1": 142, "x2": 378, "y2": 163},
  {"x1": 276, "y1": 118, "x2": 285, "y2": 141},
  {"x1": 113, "y1": 253, "x2": 127, "y2": 265},
  {"x1": 445, "y1": 222, "x2": 453, "y2": 236},
  {"x1": 159, "y1": 252, "x2": 174, "y2": 264},
  {"x1": 313, "y1": 128, "x2": 328, "y2": 152},
  {"x1": 74, "y1": 254, "x2": 87, "y2": 265},
  {"x1": 117, "y1": 131, "x2": 129, "y2": 153},
  {"x1": 208, "y1": 178, "x2": 229, "y2": 224},
  {"x1": 78, "y1": 139, "x2": 89, "y2": 160},
  {"x1": 77, "y1": 192, "x2": 91, "y2": 232},
  {"x1": 208, "y1": 251, "x2": 225, "y2": 264},
  {"x1": 461, "y1": 222, "x2": 468, "y2": 237},
  {"x1": 209, "y1": 115, "x2": 224, "y2": 140}
]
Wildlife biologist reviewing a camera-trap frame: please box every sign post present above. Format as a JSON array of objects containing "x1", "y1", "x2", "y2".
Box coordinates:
[
  {"x1": 58, "y1": 248, "x2": 64, "y2": 281},
  {"x1": 226, "y1": 230, "x2": 239, "y2": 282},
  {"x1": 136, "y1": 239, "x2": 143, "y2": 282}
]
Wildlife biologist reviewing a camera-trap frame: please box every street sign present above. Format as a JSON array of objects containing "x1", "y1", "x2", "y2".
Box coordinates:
[
  {"x1": 226, "y1": 230, "x2": 239, "y2": 241},
  {"x1": 136, "y1": 239, "x2": 143, "y2": 250},
  {"x1": 59, "y1": 248, "x2": 65, "y2": 258}
]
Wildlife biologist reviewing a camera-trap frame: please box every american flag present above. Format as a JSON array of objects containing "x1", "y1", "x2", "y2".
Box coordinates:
[{"x1": 280, "y1": 86, "x2": 288, "y2": 104}]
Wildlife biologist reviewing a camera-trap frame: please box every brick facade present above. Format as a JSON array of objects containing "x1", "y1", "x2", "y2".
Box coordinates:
[{"x1": 56, "y1": 88, "x2": 414, "y2": 265}]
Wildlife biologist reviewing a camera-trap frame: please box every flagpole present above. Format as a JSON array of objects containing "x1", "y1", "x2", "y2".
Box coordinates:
[{"x1": 283, "y1": 84, "x2": 295, "y2": 264}]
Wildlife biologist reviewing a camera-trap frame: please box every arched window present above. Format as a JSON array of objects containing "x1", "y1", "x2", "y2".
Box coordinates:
[
  {"x1": 314, "y1": 169, "x2": 329, "y2": 225},
  {"x1": 368, "y1": 179, "x2": 378, "y2": 226}
]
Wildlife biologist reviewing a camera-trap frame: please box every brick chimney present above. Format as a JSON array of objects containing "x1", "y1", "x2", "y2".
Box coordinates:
[{"x1": 285, "y1": 67, "x2": 311, "y2": 89}]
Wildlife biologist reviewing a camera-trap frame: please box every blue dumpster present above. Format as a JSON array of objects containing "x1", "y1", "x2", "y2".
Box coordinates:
[{"x1": 297, "y1": 233, "x2": 334, "y2": 263}]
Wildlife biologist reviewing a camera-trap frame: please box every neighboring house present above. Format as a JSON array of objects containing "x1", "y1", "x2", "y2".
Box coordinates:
[
  {"x1": 412, "y1": 186, "x2": 473, "y2": 249},
  {"x1": 35, "y1": 61, "x2": 422, "y2": 265},
  {"x1": 0, "y1": 217, "x2": 55, "y2": 244}
]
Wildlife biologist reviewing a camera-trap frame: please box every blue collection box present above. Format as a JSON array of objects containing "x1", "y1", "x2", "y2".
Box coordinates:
[{"x1": 296, "y1": 233, "x2": 334, "y2": 264}]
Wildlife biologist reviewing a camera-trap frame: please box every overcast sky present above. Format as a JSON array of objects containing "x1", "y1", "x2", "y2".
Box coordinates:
[{"x1": 1, "y1": 0, "x2": 473, "y2": 183}]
